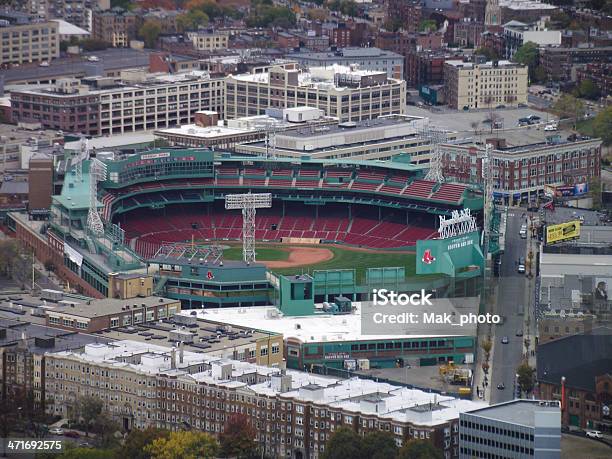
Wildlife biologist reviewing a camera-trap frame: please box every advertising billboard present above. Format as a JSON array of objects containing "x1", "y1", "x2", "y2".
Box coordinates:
[{"x1": 545, "y1": 220, "x2": 581, "y2": 245}]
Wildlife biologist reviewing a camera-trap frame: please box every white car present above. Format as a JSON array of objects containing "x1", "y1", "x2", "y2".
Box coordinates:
[
  {"x1": 39, "y1": 61, "x2": 49, "y2": 67},
  {"x1": 544, "y1": 124, "x2": 557, "y2": 131},
  {"x1": 586, "y1": 430, "x2": 602, "y2": 439},
  {"x1": 49, "y1": 427, "x2": 64, "y2": 435}
]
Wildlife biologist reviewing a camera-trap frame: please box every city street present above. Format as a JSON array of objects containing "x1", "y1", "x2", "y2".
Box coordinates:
[{"x1": 489, "y1": 208, "x2": 531, "y2": 404}]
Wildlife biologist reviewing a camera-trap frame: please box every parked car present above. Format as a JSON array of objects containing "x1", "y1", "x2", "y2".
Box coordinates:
[
  {"x1": 516, "y1": 330, "x2": 524, "y2": 337},
  {"x1": 518, "y1": 103, "x2": 528, "y2": 108},
  {"x1": 39, "y1": 61, "x2": 49, "y2": 67},
  {"x1": 495, "y1": 105, "x2": 506, "y2": 109},
  {"x1": 501, "y1": 336, "x2": 509, "y2": 344},
  {"x1": 586, "y1": 430, "x2": 602, "y2": 439},
  {"x1": 48, "y1": 427, "x2": 64, "y2": 435},
  {"x1": 64, "y1": 431, "x2": 80, "y2": 438},
  {"x1": 544, "y1": 124, "x2": 557, "y2": 131},
  {"x1": 528, "y1": 115, "x2": 541, "y2": 121},
  {"x1": 517, "y1": 257, "x2": 526, "y2": 274}
]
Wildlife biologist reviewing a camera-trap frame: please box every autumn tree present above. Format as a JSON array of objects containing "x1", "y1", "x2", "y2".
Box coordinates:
[
  {"x1": 219, "y1": 414, "x2": 258, "y2": 458},
  {"x1": 119, "y1": 427, "x2": 171, "y2": 459},
  {"x1": 177, "y1": 9, "x2": 209, "y2": 31},
  {"x1": 145, "y1": 430, "x2": 219, "y2": 459},
  {"x1": 517, "y1": 362, "x2": 536, "y2": 395},
  {"x1": 553, "y1": 94, "x2": 585, "y2": 129},
  {"x1": 474, "y1": 46, "x2": 499, "y2": 60}
]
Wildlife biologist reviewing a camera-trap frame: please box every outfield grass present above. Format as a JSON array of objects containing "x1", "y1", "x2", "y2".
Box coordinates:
[{"x1": 223, "y1": 243, "x2": 416, "y2": 283}]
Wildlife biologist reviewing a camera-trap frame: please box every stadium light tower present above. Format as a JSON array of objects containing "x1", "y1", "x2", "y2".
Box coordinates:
[
  {"x1": 419, "y1": 120, "x2": 448, "y2": 182},
  {"x1": 225, "y1": 193, "x2": 272, "y2": 264},
  {"x1": 87, "y1": 158, "x2": 107, "y2": 237}
]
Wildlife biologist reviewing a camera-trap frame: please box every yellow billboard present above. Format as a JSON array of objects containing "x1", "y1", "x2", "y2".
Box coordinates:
[{"x1": 546, "y1": 220, "x2": 581, "y2": 245}]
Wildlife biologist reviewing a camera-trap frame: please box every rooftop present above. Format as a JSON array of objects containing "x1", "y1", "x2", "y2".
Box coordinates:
[
  {"x1": 0, "y1": 317, "x2": 109, "y2": 354},
  {"x1": 445, "y1": 59, "x2": 522, "y2": 69},
  {"x1": 52, "y1": 339, "x2": 486, "y2": 425},
  {"x1": 50, "y1": 19, "x2": 90, "y2": 36},
  {"x1": 465, "y1": 400, "x2": 560, "y2": 427},
  {"x1": 499, "y1": 0, "x2": 558, "y2": 10},
  {"x1": 288, "y1": 47, "x2": 403, "y2": 60},
  {"x1": 181, "y1": 300, "x2": 479, "y2": 344},
  {"x1": 44, "y1": 296, "x2": 179, "y2": 319}
]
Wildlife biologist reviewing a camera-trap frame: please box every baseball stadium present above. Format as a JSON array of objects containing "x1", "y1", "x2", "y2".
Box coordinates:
[{"x1": 6, "y1": 147, "x2": 494, "y2": 371}]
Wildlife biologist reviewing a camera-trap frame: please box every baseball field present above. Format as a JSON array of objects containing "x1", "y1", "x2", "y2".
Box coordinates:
[{"x1": 222, "y1": 243, "x2": 417, "y2": 283}]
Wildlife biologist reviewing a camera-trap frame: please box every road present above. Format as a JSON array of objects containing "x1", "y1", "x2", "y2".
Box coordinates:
[{"x1": 489, "y1": 208, "x2": 530, "y2": 404}]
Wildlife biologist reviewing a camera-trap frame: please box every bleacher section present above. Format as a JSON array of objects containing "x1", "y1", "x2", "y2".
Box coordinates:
[{"x1": 124, "y1": 210, "x2": 437, "y2": 258}]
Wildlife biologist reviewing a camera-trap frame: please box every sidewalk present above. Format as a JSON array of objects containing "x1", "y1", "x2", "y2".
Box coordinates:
[{"x1": 472, "y1": 281, "x2": 497, "y2": 403}]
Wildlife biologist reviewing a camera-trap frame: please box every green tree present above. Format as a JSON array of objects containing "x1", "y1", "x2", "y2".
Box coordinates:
[
  {"x1": 590, "y1": 177, "x2": 603, "y2": 209},
  {"x1": 553, "y1": 94, "x2": 585, "y2": 128},
  {"x1": 219, "y1": 414, "x2": 258, "y2": 459},
  {"x1": 397, "y1": 439, "x2": 443, "y2": 459},
  {"x1": 419, "y1": 19, "x2": 437, "y2": 33},
  {"x1": 322, "y1": 427, "x2": 364, "y2": 459},
  {"x1": 177, "y1": 10, "x2": 209, "y2": 31},
  {"x1": 474, "y1": 46, "x2": 499, "y2": 60},
  {"x1": 361, "y1": 431, "x2": 399, "y2": 459},
  {"x1": 593, "y1": 106, "x2": 612, "y2": 145},
  {"x1": 54, "y1": 447, "x2": 115, "y2": 459},
  {"x1": 512, "y1": 42, "x2": 539, "y2": 79},
  {"x1": 517, "y1": 362, "x2": 536, "y2": 395},
  {"x1": 577, "y1": 79, "x2": 600, "y2": 100},
  {"x1": 145, "y1": 430, "x2": 219, "y2": 459},
  {"x1": 71, "y1": 396, "x2": 103, "y2": 437},
  {"x1": 119, "y1": 427, "x2": 170, "y2": 459},
  {"x1": 533, "y1": 65, "x2": 547, "y2": 83},
  {"x1": 139, "y1": 20, "x2": 162, "y2": 49},
  {"x1": 79, "y1": 38, "x2": 109, "y2": 51}
]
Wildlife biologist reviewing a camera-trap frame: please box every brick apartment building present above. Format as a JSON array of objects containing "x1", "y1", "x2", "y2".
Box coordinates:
[
  {"x1": 386, "y1": 0, "x2": 422, "y2": 33},
  {"x1": 439, "y1": 136, "x2": 602, "y2": 204},
  {"x1": 45, "y1": 340, "x2": 485, "y2": 458},
  {"x1": 405, "y1": 50, "x2": 463, "y2": 88},
  {"x1": 92, "y1": 7, "x2": 138, "y2": 47},
  {"x1": 540, "y1": 46, "x2": 612, "y2": 83},
  {"x1": 27, "y1": 153, "x2": 54, "y2": 211},
  {"x1": 576, "y1": 63, "x2": 612, "y2": 97}
]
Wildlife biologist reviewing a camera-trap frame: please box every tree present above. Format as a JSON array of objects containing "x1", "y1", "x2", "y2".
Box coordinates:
[
  {"x1": 419, "y1": 19, "x2": 437, "y2": 33},
  {"x1": 576, "y1": 79, "x2": 600, "y2": 100},
  {"x1": 517, "y1": 362, "x2": 536, "y2": 395},
  {"x1": 71, "y1": 396, "x2": 103, "y2": 437},
  {"x1": 119, "y1": 427, "x2": 170, "y2": 459},
  {"x1": 322, "y1": 427, "x2": 364, "y2": 459},
  {"x1": 145, "y1": 430, "x2": 219, "y2": 459},
  {"x1": 79, "y1": 38, "x2": 109, "y2": 51},
  {"x1": 397, "y1": 439, "x2": 443, "y2": 459},
  {"x1": 474, "y1": 46, "x2": 499, "y2": 61},
  {"x1": 512, "y1": 42, "x2": 539, "y2": 79},
  {"x1": 219, "y1": 414, "x2": 258, "y2": 459},
  {"x1": 0, "y1": 239, "x2": 32, "y2": 288},
  {"x1": 177, "y1": 9, "x2": 209, "y2": 31},
  {"x1": 533, "y1": 65, "x2": 547, "y2": 83},
  {"x1": 553, "y1": 94, "x2": 585, "y2": 128},
  {"x1": 593, "y1": 106, "x2": 612, "y2": 146},
  {"x1": 139, "y1": 20, "x2": 162, "y2": 49},
  {"x1": 589, "y1": 177, "x2": 602, "y2": 210},
  {"x1": 361, "y1": 431, "x2": 399, "y2": 459}
]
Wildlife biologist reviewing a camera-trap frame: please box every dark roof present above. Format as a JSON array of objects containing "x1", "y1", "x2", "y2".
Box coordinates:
[{"x1": 537, "y1": 327, "x2": 612, "y2": 391}]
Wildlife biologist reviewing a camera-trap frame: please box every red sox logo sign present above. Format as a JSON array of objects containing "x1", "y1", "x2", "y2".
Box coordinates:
[
  {"x1": 207, "y1": 271, "x2": 214, "y2": 280},
  {"x1": 422, "y1": 249, "x2": 436, "y2": 265}
]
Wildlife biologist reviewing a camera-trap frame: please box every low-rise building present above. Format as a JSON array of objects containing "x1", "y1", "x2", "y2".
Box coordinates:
[
  {"x1": 539, "y1": 46, "x2": 612, "y2": 83},
  {"x1": 443, "y1": 59, "x2": 528, "y2": 110},
  {"x1": 537, "y1": 328, "x2": 612, "y2": 431},
  {"x1": 91, "y1": 7, "x2": 137, "y2": 47},
  {"x1": 236, "y1": 115, "x2": 449, "y2": 164},
  {"x1": 187, "y1": 30, "x2": 229, "y2": 51},
  {"x1": 224, "y1": 64, "x2": 406, "y2": 122},
  {"x1": 459, "y1": 400, "x2": 561, "y2": 459},
  {"x1": 440, "y1": 135, "x2": 601, "y2": 204},
  {"x1": 45, "y1": 339, "x2": 486, "y2": 457},
  {"x1": 503, "y1": 20, "x2": 561, "y2": 59},
  {"x1": 287, "y1": 47, "x2": 404, "y2": 80}
]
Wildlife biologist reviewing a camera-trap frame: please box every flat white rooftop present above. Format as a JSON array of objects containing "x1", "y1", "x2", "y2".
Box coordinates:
[
  {"x1": 156, "y1": 124, "x2": 252, "y2": 138},
  {"x1": 50, "y1": 339, "x2": 486, "y2": 425},
  {"x1": 184, "y1": 302, "x2": 477, "y2": 343}
]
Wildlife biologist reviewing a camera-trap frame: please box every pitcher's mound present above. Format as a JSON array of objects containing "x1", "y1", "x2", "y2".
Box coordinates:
[{"x1": 263, "y1": 247, "x2": 333, "y2": 268}]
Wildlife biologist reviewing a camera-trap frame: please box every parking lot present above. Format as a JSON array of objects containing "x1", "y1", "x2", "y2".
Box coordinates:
[{"x1": 407, "y1": 106, "x2": 555, "y2": 140}]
